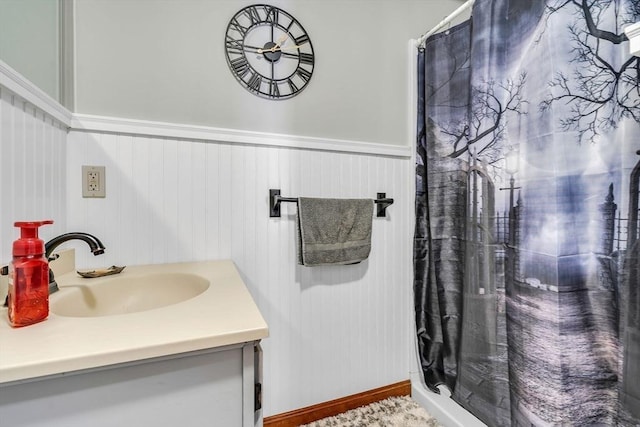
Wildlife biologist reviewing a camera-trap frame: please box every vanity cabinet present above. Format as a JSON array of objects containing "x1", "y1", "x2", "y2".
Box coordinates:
[
  {"x1": 0, "y1": 259, "x2": 268, "y2": 427},
  {"x1": 0, "y1": 341, "x2": 263, "y2": 427}
]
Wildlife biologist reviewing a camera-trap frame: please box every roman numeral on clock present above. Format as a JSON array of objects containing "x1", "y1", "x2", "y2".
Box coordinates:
[
  {"x1": 294, "y1": 34, "x2": 310, "y2": 45},
  {"x1": 269, "y1": 81, "x2": 280, "y2": 98},
  {"x1": 228, "y1": 18, "x2": 248, "y2": 36},
  {"x1": 265, "y1": 7, "x2": 279, "y2": 24},
  {"x1": 230, "y1": 57, "x2": 249, "y2": 77},
  {"x1": 296, "y1": 67, "x2": 312, "y2": 83},
  {"x1": 247, "y1": 73, "x2": 262, "y2": 92},
  {"x1": 243, "y1": 6, "x2": 262, "y2": 25},
  {"x1": 225, "y1": 38, "x2": 244, "y2": 54},
  {"x1": 299, "y1": 53, "x2": 314, "y2": 66}
]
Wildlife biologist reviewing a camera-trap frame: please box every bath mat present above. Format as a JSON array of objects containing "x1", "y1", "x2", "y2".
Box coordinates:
[{"x1": 300, "y1": 395, "x2": 442, "y2": 427}]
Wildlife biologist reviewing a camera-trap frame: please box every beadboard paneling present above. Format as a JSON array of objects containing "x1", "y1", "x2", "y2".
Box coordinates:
[
  {"x1": 0, "y1": 86, "x2": 67, "y2": 264},
  {"x1": 66, "y1": 129, "x2": 414, "y2": 416}
]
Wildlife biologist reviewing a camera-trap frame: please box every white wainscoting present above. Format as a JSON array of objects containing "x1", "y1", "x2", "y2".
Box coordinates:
[
  {"x1": 0, "y1": 86, "x2": 68, "y2": 264},
  {"x1": 66, "y1": 128, "x2": 415, "y2": 416},
  {"x1": 1, "y1": 59, "x2": 417, "y2": 417}
]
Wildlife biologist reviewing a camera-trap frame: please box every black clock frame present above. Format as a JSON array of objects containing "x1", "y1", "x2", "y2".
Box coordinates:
[{"x1": 224, "y1": 4, "x2": 315, "y2": 100}]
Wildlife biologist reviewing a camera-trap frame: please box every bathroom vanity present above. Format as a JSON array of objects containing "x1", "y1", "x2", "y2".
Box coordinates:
[{"x1": 0, "y1": 256, "x2": 268, "y2": 427}]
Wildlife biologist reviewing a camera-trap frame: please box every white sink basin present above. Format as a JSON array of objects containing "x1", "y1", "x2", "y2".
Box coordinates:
[
  {"x1": 1, "y1": 259, "x2": 269, "y2": 384},
  {"x1": 51, "y1": 273, "x2": 210, "y2": 317}
]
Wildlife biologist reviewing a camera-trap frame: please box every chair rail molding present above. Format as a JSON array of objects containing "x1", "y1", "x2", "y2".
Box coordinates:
[
  {"x1": 1, "y1": 59, "x2": 411, "y2": 157},
  {"x1": 0, "y1": 59, "x2": 72, "y2": 127},
  {"x1": 71, "y1": 114, "x2": 412, "y2": 158}
]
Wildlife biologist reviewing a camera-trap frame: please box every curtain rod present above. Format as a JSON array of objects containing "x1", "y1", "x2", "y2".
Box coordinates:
[{"x1": 416, "y1": 0, "x2": 475, "y2": 48}]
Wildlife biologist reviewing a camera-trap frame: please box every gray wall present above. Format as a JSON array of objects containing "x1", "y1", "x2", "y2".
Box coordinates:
[
  {"x1": 0, "y1": 0, "x2": 60, "y2": 100},
  {"x1": 75, "y1": 0, "x2": 467, "y2": 146}
]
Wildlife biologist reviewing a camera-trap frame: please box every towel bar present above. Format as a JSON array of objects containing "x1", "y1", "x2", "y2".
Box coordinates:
[{"x1": 269, "y1": 189, "x2": 394, "y2": 218}]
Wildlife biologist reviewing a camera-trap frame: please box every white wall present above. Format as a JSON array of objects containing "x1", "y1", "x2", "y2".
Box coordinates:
[
  {"x1": 0, "y1": 86, "x2": 67, "y2": 264},
  {"x1": 0, "y1": 78, "x2": 416, "y2": 414},
  {"x1": 0, "y1": 0, "x2": 470, "y2": 418},
  {"x1": 74, "y1": 0, "x2": 465, "y2": 146},
  {"x1": 65, "y1": 125, "x2": 414, "y2": 416},
  {"x1": 0, "y1": 0, "x2": 60, "y2": 102}
]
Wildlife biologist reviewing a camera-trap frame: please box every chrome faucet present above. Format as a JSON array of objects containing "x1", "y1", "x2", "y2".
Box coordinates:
[{"x1": 45, "y1": 232, "x2": 106, "y2": 293}]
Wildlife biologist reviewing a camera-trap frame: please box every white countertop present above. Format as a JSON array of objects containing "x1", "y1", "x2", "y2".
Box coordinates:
[{"x1": 0, "y1": 258, "x2": 268, "y2": 384}]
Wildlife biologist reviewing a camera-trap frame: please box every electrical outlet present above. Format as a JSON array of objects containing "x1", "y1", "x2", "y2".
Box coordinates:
[{"x1": 82, "y1": 165, "x2": 106, "y2": 198}]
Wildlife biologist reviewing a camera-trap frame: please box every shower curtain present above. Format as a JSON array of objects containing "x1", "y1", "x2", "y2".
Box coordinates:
[{"x1": 414, "y1": 0, "x2": 640, "y2": 426}]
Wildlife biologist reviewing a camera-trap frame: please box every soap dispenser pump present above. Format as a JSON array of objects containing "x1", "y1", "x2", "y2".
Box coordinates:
[{"x1": 8, "y1": 220, "x2": 54, "y2": 327}]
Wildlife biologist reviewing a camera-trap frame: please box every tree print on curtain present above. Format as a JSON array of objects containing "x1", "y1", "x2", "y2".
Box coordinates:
[{"x1": 413, "y1": 0, "x2": 640, "y2": 426}]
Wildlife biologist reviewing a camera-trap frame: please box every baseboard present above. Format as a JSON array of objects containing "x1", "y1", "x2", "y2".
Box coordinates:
[{"x1": 264, "y1": 380, "x2": 411, "y2": 427}]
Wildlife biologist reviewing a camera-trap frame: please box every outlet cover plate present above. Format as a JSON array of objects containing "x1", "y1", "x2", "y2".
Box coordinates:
[{"x1": 82, "y1": 165, "x2": 106, "y2": 198}]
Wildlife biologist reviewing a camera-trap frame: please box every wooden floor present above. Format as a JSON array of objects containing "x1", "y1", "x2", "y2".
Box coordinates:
[{"x1": 263, "y1": 380, "x2": 411, "y2": 427}]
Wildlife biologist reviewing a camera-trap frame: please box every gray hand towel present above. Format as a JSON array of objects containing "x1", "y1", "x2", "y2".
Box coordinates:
[{"x1": 296, "y1": 197, "x2": 374, "y2": 266}]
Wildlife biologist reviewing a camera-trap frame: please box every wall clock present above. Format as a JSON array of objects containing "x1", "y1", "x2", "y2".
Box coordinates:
[{"x1": 224, "y1": 4, "x2": 315, "y2": 100}]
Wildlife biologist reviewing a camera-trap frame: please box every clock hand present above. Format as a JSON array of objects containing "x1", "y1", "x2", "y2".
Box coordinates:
[
  {"x1": 279, "y1": 43, "x2": 308, "y2": 51},
  {"x1": 274, "y1": 32, "x2": 290, "y2": 48},
  {"x1": 257, "y1": 42, "x2": 309, "y2": 54},
  {"x1": 242, "y1": 44, "x2": 268, "y2": 53}
]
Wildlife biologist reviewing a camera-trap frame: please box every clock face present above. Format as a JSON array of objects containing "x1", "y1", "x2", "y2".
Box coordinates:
[{"x1": 224, "y1": 4, "x2": 315, "y2": 100}]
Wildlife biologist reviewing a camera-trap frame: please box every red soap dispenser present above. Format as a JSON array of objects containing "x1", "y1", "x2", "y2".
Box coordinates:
[{"x1": 8, "y1": 220, "x2": 54, "y2": 327}]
